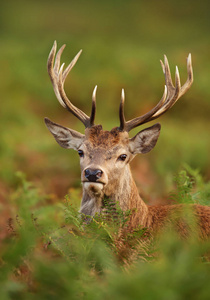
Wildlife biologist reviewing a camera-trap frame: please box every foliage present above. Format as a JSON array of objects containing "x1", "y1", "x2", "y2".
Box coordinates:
[
  {"x1": 0, "y1": 0, "x2": 210, "y2": 197},
  {"x1": 0, "y1": 170, "x2": 209, "y2": 299},
  {"x1": 171, "y1": 165, "x2": 210, "y2": 206}
]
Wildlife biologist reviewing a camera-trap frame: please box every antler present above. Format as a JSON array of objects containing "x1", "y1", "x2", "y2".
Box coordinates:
[
  {"x1": 48, "y1": 41, "x2": 96, "y2": 128},
  {"x1": 119, "y1": 54, "x2": 193, "y2": 132}
]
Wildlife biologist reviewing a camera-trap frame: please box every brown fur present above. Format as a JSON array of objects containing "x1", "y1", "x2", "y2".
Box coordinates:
[
  {"x1": 46, "y1": 121, "x2": 210, "y2": 240},
  {"x1": 128, "y1": 184, "x2": 210, "y2": 239},
  {"x1": 147, "y1": 204, "x2": 210, "y2": 238},
  {"x1": 85, "y1": 125, "x2": 123, "y2": 147}
]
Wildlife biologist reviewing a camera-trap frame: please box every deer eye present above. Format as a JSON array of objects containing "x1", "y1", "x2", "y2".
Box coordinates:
[
  {"x1": 78, "y1": 150, "x2": 84, "y2": 158},
  {"x1": 118, "y1": 154, "x2": 127, "y2": 161}
]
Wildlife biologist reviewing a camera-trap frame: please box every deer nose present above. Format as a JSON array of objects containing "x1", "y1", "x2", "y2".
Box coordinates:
[{"x1": 84, "y1": 168, "x2": 103, "y2": 182}]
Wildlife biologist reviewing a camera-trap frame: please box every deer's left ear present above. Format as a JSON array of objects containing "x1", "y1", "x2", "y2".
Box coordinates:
[{"x1": 129, "y1": 123, "x2": 161, "y2": 154}]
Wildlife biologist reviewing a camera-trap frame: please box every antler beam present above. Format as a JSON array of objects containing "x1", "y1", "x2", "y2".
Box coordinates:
[
  {"x1": 48, "y1": 41, "x2": 96, "y2": 128},
  {"x1": 119, "y1": 54, "x2": 193, "y2": 132}
]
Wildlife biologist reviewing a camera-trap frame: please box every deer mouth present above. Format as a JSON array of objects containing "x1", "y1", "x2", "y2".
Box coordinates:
[
  {"x1": 82, "y1": 181, "x2": 105, "y2": 196},
  {"x1": 82, "y1": 181, "x2": 106, "y2": 190},
  {"x1": 82, "y1": 180, "x2": 105, "y2": 185}
]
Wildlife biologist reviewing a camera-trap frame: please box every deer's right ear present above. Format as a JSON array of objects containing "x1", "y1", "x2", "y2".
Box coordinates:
[{"x1": 44, "y1": 118, "x2": 85, "y2": 150}]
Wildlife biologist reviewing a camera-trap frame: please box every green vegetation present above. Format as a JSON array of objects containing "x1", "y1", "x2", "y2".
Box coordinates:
[
  {"x1": 0, "y1": 0, "x2": 210, "y2": 197},
  {"x1": 0, "y1": 1, "x2": 210, "y2": 299},
  {"x1": 0, "y1": 170, "x2": 210, "y2": 299}
]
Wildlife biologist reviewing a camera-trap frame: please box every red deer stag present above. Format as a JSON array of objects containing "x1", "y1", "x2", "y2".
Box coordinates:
[{"x1": 45, "y1": 41, "x2": 209, "y2": 238}]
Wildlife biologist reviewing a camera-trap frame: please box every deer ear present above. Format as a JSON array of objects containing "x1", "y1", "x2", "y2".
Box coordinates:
[
  {"x1": 44, "y1": 118, "x2": 85, "y2": 150},
  {"x1": 129, "y1": 123, "x2": 161, "y2": 154}
]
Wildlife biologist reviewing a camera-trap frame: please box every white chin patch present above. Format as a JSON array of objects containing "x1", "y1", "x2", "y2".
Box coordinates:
[{"x1": 83, "y1": 182, "x2": 104, "y2": 197}]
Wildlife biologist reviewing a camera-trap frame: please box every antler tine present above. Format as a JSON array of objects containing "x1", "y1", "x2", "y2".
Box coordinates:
[
  {"x1": 47, "y1": 41, "x2": 95, "y2": 128},
  {"x1": 62, "y1": 49, "x2": 82, "y2": 83},
  {"x1": 120, "y1": 54, "x2": 193, "y2": 132},
  {"x1": 54, "y1": 44, "x2": 66, "y2": 74},
  {"x1": 180, "y1": 53, "x2": 193, "y2": 97},
  {"x1": 90, "y1": 85, "x2": 97, "y2": 126},
  {"x1": 162, "y1": 55, "x2": 174, "y2": 91},
  {"x1": 119, "y1": 89, "x2": 126, "y2": 131},
  {"x1": 47, "y1": 40, "x2": 57, "y2": 81},
  {"x1": 47, "y1": 41, "x2": 67, "y2": 108}
]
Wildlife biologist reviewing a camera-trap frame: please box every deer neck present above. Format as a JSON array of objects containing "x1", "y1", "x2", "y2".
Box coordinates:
[
  {"x1": 80, "y1": 164, "x2": 148, "y2": 226},
  {"x1": 110, "y1": 164, "x2": 149, "y2": 227}
]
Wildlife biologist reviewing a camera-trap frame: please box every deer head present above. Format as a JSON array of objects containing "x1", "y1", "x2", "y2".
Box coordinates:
[{"x1": 45, "y1": 41, "x2": 193, "y2": 217}]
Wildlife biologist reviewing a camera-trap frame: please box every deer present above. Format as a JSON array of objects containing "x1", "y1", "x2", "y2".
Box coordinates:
[{"x1": 45, "y1": 41, "x2": 210, "y2": 239}]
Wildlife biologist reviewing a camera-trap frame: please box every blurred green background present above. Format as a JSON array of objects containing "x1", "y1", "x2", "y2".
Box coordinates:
[{"x1": 0, "y1": 0, "x2": 210, "y2": 203}]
